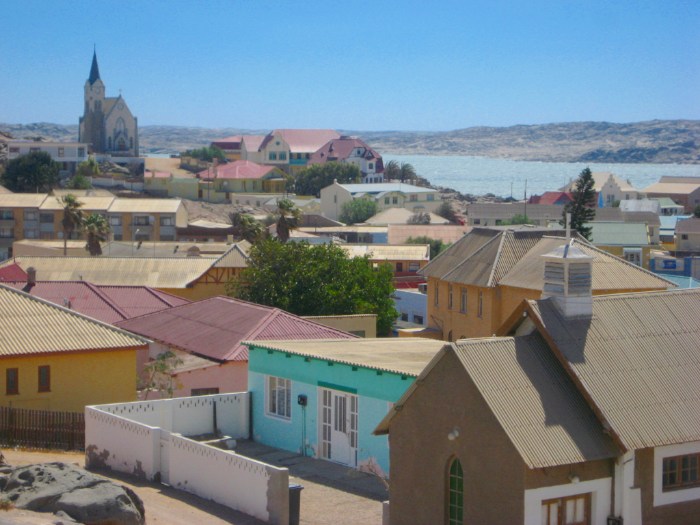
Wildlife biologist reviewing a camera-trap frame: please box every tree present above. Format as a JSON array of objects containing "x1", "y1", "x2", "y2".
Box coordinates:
[
  {"x1": 399, "y1": 162, "x2": 417, "y2": 183},
  {"x1": 229, "y1": 211, "x2": 263, "y2": 243},
  {"x1": 60, "y1": 194, "x2": 84, "y2": 256},
  {"x1": 407, "y1": 212, "x2": 431, "y2": 224},
  {"x1": 141, "y1": 350, "x2": 183, "y2": 399},
  {"x1": 275, "y1": 198, "x2": 301, "y2": 243},
  {"x1": 384, "y1": 160, "x2": 400, "y2": 180},
  {"x1": 228, "y1": 239, "x2": 398, "y2": 335},
  {"x1": 182, "y1": 146, "x2": 226, "y2": 163},
  {"x1": 1, "y1": 151, "x2": 59, "y2": 192},
  {"x1": 561, "y1": 168, "x2": 596, "y2": 240},
  {"x1": 339, "y1": 199, "x2": 377, "y2": 225},
  {"x1": 83, "y1": 213, "x2": 111, "y2": 256},
  {"x1": 76, "y1": 157, "x2": 101, "y2": 178},
  {"x1": 435, "y1": 201, "x2": 458, "y2": 223},
  {"x1": 294, "y1": 162, "x2": 361, "y2": 197},
  {"x1": 406, "y1": 236, "x2": 450, "y2": 259}
]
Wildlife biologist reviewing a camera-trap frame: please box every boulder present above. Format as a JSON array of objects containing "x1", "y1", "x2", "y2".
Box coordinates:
[{"x1": 0, "y1": 462, "x2": 145, "y2": 525}]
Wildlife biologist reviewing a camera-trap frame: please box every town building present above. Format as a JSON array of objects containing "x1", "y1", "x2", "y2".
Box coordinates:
[
  {"x1": 320, "y1": 181, "x2": 440, "y2": 221},
  {"x1": 675, "y1": 217, "x2": 700, "y2": 252},
  {"x1": 5, "y1": 140, "x2": 89, "y2": 178},
  {"x1": 466, "y1": 202, "x2": 562, "y2": 227},
  {"x1": 210, "y1": 135, "x2": 244, "y2": 161},
  {"x1": 79, "y1": 51, "x2": 138, "y2": 157},
  {"x1": 377, "y1": 250, "x2": 700, "y2": 524},
  {"x1": 643, "y1": 176, "x2": 700, "y2": 213},
  {"x1": 308, "y1": 137, "x2": 384, "y2": 183},
  {"x1": 0, "y1": 283, "x2": 147, "y2": 412},
  {"x1": 256, "y1": 129, "x2": 340, "y2": 175},
  {"x1": 559, "y1": 171, "x2": 643, "y2": 206}
]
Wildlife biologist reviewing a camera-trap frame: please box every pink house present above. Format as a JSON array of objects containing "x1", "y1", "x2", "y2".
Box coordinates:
[{"x1": 115, "y1": 296, "x2": 357, "y2": 397}]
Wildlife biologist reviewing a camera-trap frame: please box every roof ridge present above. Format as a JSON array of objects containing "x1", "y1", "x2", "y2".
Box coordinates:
[
  {"x1": 486, "y1": 230, "x2": 510, "y2": 287},
  {"x1": 441, "y1": 231, "x2": 503, "y2": 283},
  {"x1": 83, "y1": 281, "x2": 131, "y2": 320}
]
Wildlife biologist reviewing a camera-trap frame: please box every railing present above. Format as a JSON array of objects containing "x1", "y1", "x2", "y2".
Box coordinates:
[{"x1": 0, "y1": 406, "x2": 84, "y2": 450}]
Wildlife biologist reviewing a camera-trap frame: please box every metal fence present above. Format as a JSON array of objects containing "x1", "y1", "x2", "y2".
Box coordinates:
[{"x1": 0, "y1": 406, "x2": 84, "y2": 450}]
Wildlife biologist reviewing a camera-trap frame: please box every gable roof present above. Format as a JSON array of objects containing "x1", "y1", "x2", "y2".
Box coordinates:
[
  {"x1": 241, "y1": 135, "x2": 267, "y2": 151},
  {"x1": 526, "y1": 289, "x2": 700, "y2": 451},
  {"x1": 308, "y1": 137, "x2": 383, "y2": 169},
  {"x1": 676, "y1": 217, "x2": 700, "y2": 234},
  {"x1": 421, "y1": 227, "x2": 567, "y2": 287},
  {"x1": 260, "y1": 129, "x2": 341, "y2": 153},
  {"x1": 199, "y1": 160, "x2": 281, "y2": 180},
  {"x1": 115, "y1": 296, "x2": 357, "y2": 362},
  {"x1": 247, "y1": 338, "x2": 445, "y2": 376},
  {"x1": 560, "y1": 172, "x2": 639, "y2": 193},
  {"x1": 1, "y1": 256, "x2": 216, "y2": 288},
  {"x1": 499, "y1": 236, "x2": 674, "y2": 292},
  {"x1": 0, "y1": 263, "x2": 28, "y2": 282},
  {"x1": 643, "y1": 182, "x2": 700, "y2": 195},
  {"x1": 365, "y1": 207, "x2": 450, "y2": 225},
  {"x1": 0, "y1": 284, "x2": 147, "y2": 356},
  {"x1": 2, "y1": 281, "x2": 189, "y2": 324},
  {"x1": 388, "y1": 224, "x2": 471, "y2": 244},
  {"x1": 529, "y1": 191, "x2": 573, "y2": 205}
]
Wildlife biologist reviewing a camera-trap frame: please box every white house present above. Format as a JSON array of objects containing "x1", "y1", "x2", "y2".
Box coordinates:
[{"x1": 6, "y1": 140, "x2": 89, "y2": 178}]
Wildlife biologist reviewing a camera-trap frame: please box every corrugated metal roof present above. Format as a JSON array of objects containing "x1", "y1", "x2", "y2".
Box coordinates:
[
  {"x1": 452, "y1": 335, "x2": 618, "y2": 468},
  {"x1": 115, "y1": 296, "x2": 356, "y2": 363},
  {"x1": 467, "y1": 202, "x2": 562, "y2": 220},
  {"x1": 0, "y1": 284, "x2": 147, "y2": 356},
  {"x1": 1, "y1": 257, "x2": 214, "y2": 288},
  {"x1": 339, "y1": 183, "x2": 438, "y2": 195},
  {"x1": 676, "y1": 218, "x2": 700, "y2": 234},
  {"x1": 340, "y1": 244, "x2": 430, "y2": 261},
  {"x1": 587, "y1": 221, "x2": 650, "y2": 246},
  {"x1": 0, "y1": 194, "x2": 47, "y2": 208},
  {"x1": 1, "y1": 281, "x2": 189, "y2": 324},
  {"x1": 107, "y1": 198, "x2": 183, "y2": 213},
  {"x1": 246, "y1": 338, "x2": 445, "y2": 376},
  {"x1": 422, "y1": 228, "x2": 565, "y2": 287},
  {"x1": 39, "y1": 196, "x2": 115, "y2": 211},
  {"x1": 643, "y1": 182, "x2": 700, "y2": 194},
  {"x1": 528, "y1": 289, "x2": 700, "y2": 450},
  {"x1": 499, "y1": 236, "x2": 674, "y2": 291},
  {"x1": 388, "y1": 224, "x2": 471, "y2": 244},
  {"x1": 213, "y1": 242, "x2": 250, "y2": 268},
  {"x1": 0, "y1": 263, "x2": 28, "y2": 282},
  {"x1": 365, "y1": 208, "x2": 450, "y2": 225}
]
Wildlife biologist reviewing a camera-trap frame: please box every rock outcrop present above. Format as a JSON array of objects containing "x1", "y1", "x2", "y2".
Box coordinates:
[{"x1": 0, "y1": 462, "x2": 145, "y2": 525}]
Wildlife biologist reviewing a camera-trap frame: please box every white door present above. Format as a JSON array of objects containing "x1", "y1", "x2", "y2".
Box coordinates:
[{"x1": 319, "y1": 388, "x2": 358, "y2": 467}]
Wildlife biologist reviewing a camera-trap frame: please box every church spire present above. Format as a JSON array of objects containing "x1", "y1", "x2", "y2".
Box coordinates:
[{"x1": 88, "y1": 49, "x2": 101, "y2": 85}]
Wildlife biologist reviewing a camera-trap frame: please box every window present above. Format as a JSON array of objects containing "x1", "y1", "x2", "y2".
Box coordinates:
[
  {"x1": 24, "y1": 229, "x2": 38, "y2": 239},
  {"x1": 160, "y1": 216, "x2": 174, "y2": 226},
  {"x1": 368, "y1": 163, "x2": 374, "y2": 170},
  {"x1": 109, "y1": 216, "x2": 122, "y2": 226},
  {"x1": 473, "y1": 219, "x2": 481, "y2": 225},
  {"x1": 682, "y1": 234, "x2": 688, "y2": 240},
  {"x1": 134, "y1": 216, "x2": 149, "y2": 226},
  {"x1": 30, "y1": 147, "x2": 40, "y2": 153},
  {"x1": 410, "y1": 194, "x2": 418, "y2": 202},
  {"x1": 266, "y1": 376, "x2": 291, "y2": 419},
  {"x1": 24, "y1": 211, "x2": 37, "y2": 221},
  {"x1": 447, "y1": 458, "x2": 463, "y2": 525},
  {"x1": 279, "y1": 152, "x2": 287, "y2": 161},
  {"x1": 396, "y1": 262, "x2": 403, "y2": 273},
  {"x1": 40, "y1": 213, "x2": 54, "y2": 223},
  {"x1": 191, "y1": 387, "x2": 219, "y2": 396},
  {"x1": 477, "y1": 291, "x2": 483, "y2": 318},
  {"x1": 427, "y1": 194, "x2": 435, "y2": 201},
  {"x1": 6, "y1": 368, "x2": 18, "y2": 395},
  {"x1": 400, "y1": 312, "x2": 409, "y2": 322},
  {"x1": 663, "y1": 453, "x2": 699, "y2": 490},
  {"x1": 58, "y1": 148, "x2": 65, "y2": 158},
  {"x1": 448, "y1": 285, "x2": 453, "y2": 310},
  {"x1": 9, "y1": 147, "x2": 19, "y2": 153},
  {"x1": 384, "y1": 197, "x2": 390, "y2": 205},
  {"x1": 541, "y1": 493, "x2": 591, "y2": 525},
  {"x1": 460, "y1": 288, "x2": 467, "y2": 313},
  {"x1": 269, "y1": 152, "x2": 277, "y2": 161},
  {"x1": 392, "y1": 197, "x2": 398, "y2": 204},
  {"x1": 38, "y1": 366, "x2": 50, "y2": 392},
  {"x1": 0, "y1": 210, "x2": 13, "y2": 220},
  {"x1": 0, "y1": 228, "x2": 12, "y2": 239},
  {"x1": 408, "y1": 262, "x2": 420, "y2": 272},
  {"x1": 413, "y1": 314, "x2": 424, "y2": 324},
  {"x1": 623, "y1": 248, "x2": 642, "y2": 267}
]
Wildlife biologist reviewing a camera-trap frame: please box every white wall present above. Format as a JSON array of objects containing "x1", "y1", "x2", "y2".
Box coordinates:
[{"x1": 524, "y1": 477, "x2": 611, "y2": 525}]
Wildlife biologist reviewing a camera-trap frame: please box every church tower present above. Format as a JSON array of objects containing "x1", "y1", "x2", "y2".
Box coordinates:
[
  {"x1": 79, "y1": 51, "x2": 107, "y2": 153},
  {"x1": 78, "y1": 50, "x2": 139, "y2": 157}
]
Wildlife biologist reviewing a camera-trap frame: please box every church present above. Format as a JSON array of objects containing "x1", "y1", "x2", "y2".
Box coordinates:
[{"x1": 79, "y1": 51, "x2": 139, "y2": 157}]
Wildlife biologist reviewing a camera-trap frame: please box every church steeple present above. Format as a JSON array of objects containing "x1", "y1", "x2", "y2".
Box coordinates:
[{"x1": 88, "y1": 49, "x2": 101, "y2": 85}]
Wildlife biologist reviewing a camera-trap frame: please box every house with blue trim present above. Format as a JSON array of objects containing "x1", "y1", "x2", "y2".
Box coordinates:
[{"x1": 245, "y1": 338, "x2": 445, "y2": 477}]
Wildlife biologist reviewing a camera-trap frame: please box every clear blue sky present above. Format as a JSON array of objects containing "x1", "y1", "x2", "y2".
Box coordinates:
[{"x1": 2, "y1": 0, "x2": 698, "y2": 131}]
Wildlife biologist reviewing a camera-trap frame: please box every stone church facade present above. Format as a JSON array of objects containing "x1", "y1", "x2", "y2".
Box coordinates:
[{"x1": 79, "y1": 52, "x2": 139, "y2": 157}]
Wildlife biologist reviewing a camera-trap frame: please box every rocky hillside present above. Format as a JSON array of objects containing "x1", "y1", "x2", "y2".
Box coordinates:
[{"x1": 1, "y1": 120, "x2": 698, "y2": 164}]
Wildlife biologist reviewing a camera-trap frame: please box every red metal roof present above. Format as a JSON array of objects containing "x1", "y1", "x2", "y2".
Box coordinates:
[
  {"x1": 259, "y1": 129, "x2": 341, "y2": 153},
  {"x1": 115, "y1": 296, "x2": 357, "y2": 362},
  {"x1": 198, "y1": 160, "x2": 279, "y2": 180},
  {"x1": 211, "y1": 136, "x2": 243, "y2": 149},
  {"x1": 2, "y1": 281, "x2": 189, "y2": 324},
  {"x1": 0, "y1": 263, "x2": 28, "y2": 282},
  {"x1": 528, "y1": 191, "x2": 573, "y2": 205},
  {"x1": 308, "y1": 137, "x2": 384, "y2": 172}
]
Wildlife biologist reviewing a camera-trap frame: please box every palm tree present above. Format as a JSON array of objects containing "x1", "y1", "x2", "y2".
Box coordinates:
[
  {"x1": 399, "y1": 162, "x2": 417, "y2": 183},
  {"x1": 83, "y1": 213, "x2": 111, "y2": 256},
  {"x1": 60, "y1": 194, "x2": 84, "y2": 256},
  {"x1": 228, "y1": 211, "x2": 263, "y2": 244},
  {"x1": 384, "y1": 160, "x2": 400, "y2": 181},
  {"x1": 275, "y1": 198, "x2": 301, "y2": 243}
]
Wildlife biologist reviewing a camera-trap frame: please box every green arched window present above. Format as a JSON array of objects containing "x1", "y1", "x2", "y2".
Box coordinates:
[{"x1": 447, "y1": 457, "x2": 464, "y2": 525}]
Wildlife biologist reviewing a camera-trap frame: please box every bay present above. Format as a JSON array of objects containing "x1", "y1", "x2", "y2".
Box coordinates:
[{"x1": 383, "y1": 154, "x2": 700, "y2": 199}]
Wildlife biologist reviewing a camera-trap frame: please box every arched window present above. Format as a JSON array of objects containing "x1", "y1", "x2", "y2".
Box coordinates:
[{"x1": 447, "y1": 458, "x2": 463, "y2": 525}]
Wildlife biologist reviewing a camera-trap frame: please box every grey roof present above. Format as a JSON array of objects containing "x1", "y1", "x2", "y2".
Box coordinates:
[
  {"x1": 676, "y1": 218, "x2": 700, "y2": 234},
  {"x1": 467, "y1": 202, "x2": 563, "y2": 220},
  {"x1": 587, "y1": 221, "x2": 650, "y2": 246},
  {"x1": 420, "y1": 227, "x2": 566, "y2": 287},
  {"x1": 527, "y1": 289, "x2": 700, "y2": 450},
  {"x1": 339, "y1": 183, "x2": 437, "y2": 195},
  {"x1": 499, "y1": 237, "x2": 675, "y2": 292}
]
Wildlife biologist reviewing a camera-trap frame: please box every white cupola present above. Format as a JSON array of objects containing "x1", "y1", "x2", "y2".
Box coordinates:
[{"x1": 541, "y1": 240, "x2": 594, "y2": 318}]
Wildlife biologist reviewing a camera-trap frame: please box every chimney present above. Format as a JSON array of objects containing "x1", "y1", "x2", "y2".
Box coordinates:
[
  {"x1": 22, "y1": 266, "x2": 37, "y2": 293},
  {"x1": 541, "y1": 240, "x2": 593, "y2": 318}
]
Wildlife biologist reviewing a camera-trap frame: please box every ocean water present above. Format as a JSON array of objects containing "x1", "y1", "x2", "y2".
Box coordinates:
[{"x1": 383, "y1": 154, "x2": 700, "y2": 198}]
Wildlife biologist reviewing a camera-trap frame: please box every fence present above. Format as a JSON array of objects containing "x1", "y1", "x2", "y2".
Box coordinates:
[{"x1": 0, "y1": 406, "x2": 84, "y2": 450}]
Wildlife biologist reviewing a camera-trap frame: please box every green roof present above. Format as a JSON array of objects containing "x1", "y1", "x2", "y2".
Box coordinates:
[{"x1": 586, "y1": 221, "x2": 649, "y2": 246}]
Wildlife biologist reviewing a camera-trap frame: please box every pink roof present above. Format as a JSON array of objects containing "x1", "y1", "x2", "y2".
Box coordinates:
[
  {"x1": 0, "y1": 263, "x2": 28, "y2": 282},
  {"x1": 308, "y1": 137, "x2": 384, "y2": 172},
  {"x1": 2, "y1": 281, "x2": 189, "y2": 324},
  {"x1": 528, "y1": 191, "x2": 573, "y2": 205},
  {"x1": 241, "y1": 135, "x2": 267, "y2": 151},
  {"x1": 198, "y1": 160, "x2": 279, "y2": 180},
  {"x1": 260, "y1": 129, "x2": 341, "y2": 153},
  {"x1": 211, "y1": 136, "x2": 243, "y2": 149},
  {"x1": 115, "y1": 296, "x2": 357, "y2": 362}
]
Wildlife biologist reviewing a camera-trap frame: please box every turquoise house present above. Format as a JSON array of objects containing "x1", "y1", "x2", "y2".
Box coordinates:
[{"x1": 245, "y1": 338, "x2": 445, "y2": 477}]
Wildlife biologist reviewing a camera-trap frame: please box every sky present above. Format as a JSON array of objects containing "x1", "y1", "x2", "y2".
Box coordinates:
[{"x1": 1, "y1": 0, "x2": 699, "y2": 131}]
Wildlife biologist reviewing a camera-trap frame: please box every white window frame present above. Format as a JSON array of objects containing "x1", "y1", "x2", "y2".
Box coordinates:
[{"x1": 266, "y1": 375, "x2": 292, "y2": 420}]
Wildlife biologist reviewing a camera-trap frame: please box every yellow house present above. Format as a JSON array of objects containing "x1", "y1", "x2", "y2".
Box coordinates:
[
  {"x1": 419, "y1": 227, "x2": 675, "y2": 341},
  {"x1": 0, "y1": 241, "x2": 250, "y2": 301},
  {"x1": 0, "y1": 284, "x2": 147, "y2": 412}
]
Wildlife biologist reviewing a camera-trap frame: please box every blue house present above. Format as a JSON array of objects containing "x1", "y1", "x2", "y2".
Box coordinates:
[{"x1": 245, "y1": 338, "x2": 445, "y2": 477}]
